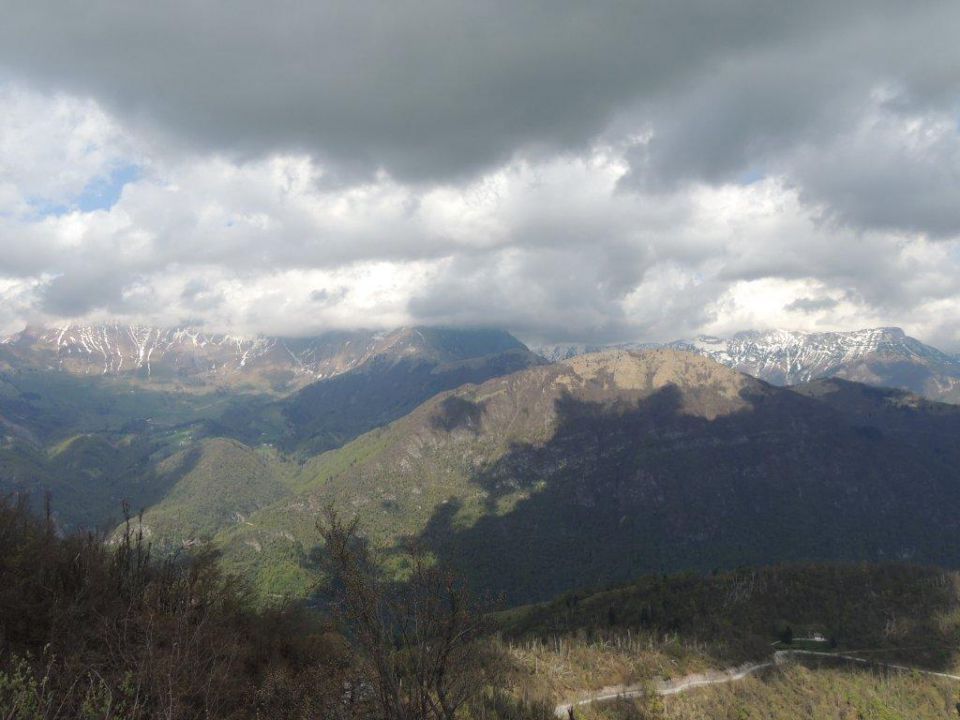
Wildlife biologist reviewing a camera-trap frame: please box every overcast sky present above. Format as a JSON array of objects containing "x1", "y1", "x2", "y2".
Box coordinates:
[{"x1": 1, "y1": 1, "x2": 959, "y2": 347}]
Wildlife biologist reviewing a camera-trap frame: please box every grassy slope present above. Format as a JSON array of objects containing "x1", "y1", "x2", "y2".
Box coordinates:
[
  {"x1": 132, "y1": 438, "x2": 297, "y2": 546},
  {"x1": 213, "y1": 377, "x2": 537, "y2": 598},
  {"x1": 581, "y1": 666, "x2": 958, "y2": 720},
  {"x1": 491, "y1": 563, "x2": 960, "y2": 716}
]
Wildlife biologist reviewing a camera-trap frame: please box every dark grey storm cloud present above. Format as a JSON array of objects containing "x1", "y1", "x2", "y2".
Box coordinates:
[
  {"x1": 790, "y1": 113, "x2": 960, "y2": 238},
  {"x1": 1, "y1": 0, "x2": 950, "y2": 188},
  {"x1": 616, "y1": 4, "x2": 960, "y2": 238},
  {"x1": 41, "y1": 265, "x2": 130, "y2": 316}
]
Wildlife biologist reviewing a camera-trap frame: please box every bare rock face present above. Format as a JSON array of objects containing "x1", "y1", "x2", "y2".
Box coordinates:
[{"x1": 562, "y1": 349, "x2": 753, "y2": 404}]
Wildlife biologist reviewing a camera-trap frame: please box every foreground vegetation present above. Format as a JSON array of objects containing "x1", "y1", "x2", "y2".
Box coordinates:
[
  {"x1": 577, "y1": 665, "x2": 959, "y2": 720},
  {"x1": 3, "y1": 493, "x2": 960, "y2": 719},
  {"x1": 0, "y1": 496, "x2": 347, "y2": 719},
  {"x1": 501, "y1": 564, "x2": 960, "y2": 670},
  {"x1": 0, "y1": 496, "x2": 554, "y2": 720}
]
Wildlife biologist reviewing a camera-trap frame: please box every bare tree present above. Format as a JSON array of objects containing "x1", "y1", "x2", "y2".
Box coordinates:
[{"x1": 317, "y1": 508, "x2": 483, "y2": 720}]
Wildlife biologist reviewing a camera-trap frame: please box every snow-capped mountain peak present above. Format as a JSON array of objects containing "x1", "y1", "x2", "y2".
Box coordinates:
[
  {"x1": 670, "y1": 327, "x2": 954, "y2": 386},
  {"x1": 0, "y1": 323, "x2": 529, "y2": 391},
  {"x1": 535, "y1": 327, "x2": 960, "y2": 403}
]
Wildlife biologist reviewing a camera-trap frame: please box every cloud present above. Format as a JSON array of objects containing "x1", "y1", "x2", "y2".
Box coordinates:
[
  {"x1": 790, "y1": 100, "x2": 960, "y2": 237},
  {"x1": 614, "y1": 6, "x2": 960, "y2": 239},
  {"x1": 180, "y1": 278, "x2": 225, "y2": 312},
  {"x1": 0, "y1": 83, "x2": 135, "y2": 214},
  {"x1": 310, "y1": 287, "x2": 349, "y2": 305},
  {"x1": 40, "y1": 267, "x2": 130, "y2": 316},
  {"x1": 3, "y1": 1, "x2": 954, "y2": 185},
  {"x1": 1, "y1": 4, "x2": 960, "y2": 349},
  {"x1": 784, "y1": 297, "x2": 840, "y2": 314}
]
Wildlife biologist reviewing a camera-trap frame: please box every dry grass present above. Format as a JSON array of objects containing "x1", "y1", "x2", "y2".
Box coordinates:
[{"x1": 492, "y1": 630, "x2": 721, "y2": 706}]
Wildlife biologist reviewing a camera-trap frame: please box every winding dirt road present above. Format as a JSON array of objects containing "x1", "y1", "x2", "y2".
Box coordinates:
[{"x1": 554, "y1": 649, "x2": 960, "y2": 717}]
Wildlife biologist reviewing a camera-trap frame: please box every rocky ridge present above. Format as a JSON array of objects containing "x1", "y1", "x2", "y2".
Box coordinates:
[
  {"x1": 535, "y1": 328, "x2": 960, "y2": 403},
  {"x1": 0, "y1": 324, "x2": 528, "y2": 391}
]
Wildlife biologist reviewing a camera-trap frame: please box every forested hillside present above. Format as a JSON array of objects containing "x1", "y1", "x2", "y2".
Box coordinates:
[{"x1": 218, "y1": 350, "x2": 960, "y2": 602}]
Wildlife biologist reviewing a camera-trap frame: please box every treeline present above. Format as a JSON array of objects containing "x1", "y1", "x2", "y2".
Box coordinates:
[
  {"x1": 7, "y1": 490, "x2": 958, "y2": 719},
  {"x1": 0, "y1": 496, "x2": 549, "y2": 720},
  {"x1": 0, "y1": 495, "x2": 350, "y2": 718},
  {"x1": 499, "y1": 563, "x2": 960, "y2": 668}
]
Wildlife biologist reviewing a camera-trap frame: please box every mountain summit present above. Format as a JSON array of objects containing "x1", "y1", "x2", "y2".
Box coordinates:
[
  {"x1": 536, "y1": 328, "x2": 960, "y2": 403},
  {"x1": 671, "y1": 327, "x2": 960, "y2": 402},
  {"x1": 0, "y1": 324, "x2": 530, "y2": 393}
]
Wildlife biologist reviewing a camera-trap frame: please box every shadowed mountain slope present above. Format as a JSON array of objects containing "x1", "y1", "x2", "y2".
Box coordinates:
[
  {"x1": 216, "y1": 328, "x2": 542, "y2": 454},
  {"x1": 219, "y1": 349, "x2": 960, "y2": 603},
  {"x1": 274, "y1": 346, "x2": 542, "y2": 454},
  {"x1": 0, "y1": 431, "x2": 177, "y2": 531}
]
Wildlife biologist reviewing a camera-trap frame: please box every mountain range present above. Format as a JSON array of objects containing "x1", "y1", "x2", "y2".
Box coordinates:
[
  {"x1": 536, "y1": 327, "x2": 960, "y2": 403},
  {"x1": 4, "y1": 321, "x2": 960, "y2": 607},
  {"x1": 0, "y1": 324, "x2": 534, "y2": 393},
  {"x1": 0, "y1": 325, "x2": 541, "y2": 529},
  {"x1": 8, "y1": 323, "x2": 959, "y2": 403}
]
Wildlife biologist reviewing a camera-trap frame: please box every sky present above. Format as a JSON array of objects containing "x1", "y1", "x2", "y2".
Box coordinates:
[{"x1": 1, "y1": 2, "x2": 959, "y2": 348}]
